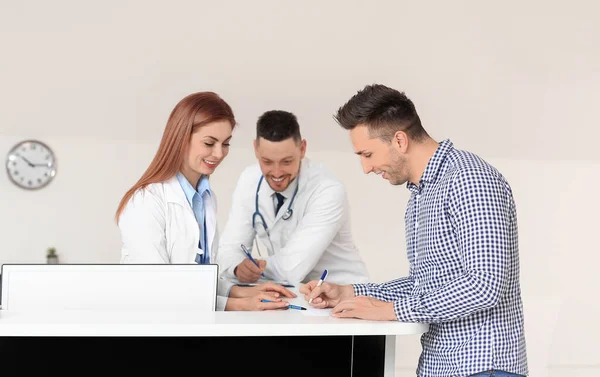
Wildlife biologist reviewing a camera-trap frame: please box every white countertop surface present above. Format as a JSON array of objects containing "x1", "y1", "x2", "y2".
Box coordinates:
[{"x1": 0, "y1": 310, "x2": 429, "y2": 337}]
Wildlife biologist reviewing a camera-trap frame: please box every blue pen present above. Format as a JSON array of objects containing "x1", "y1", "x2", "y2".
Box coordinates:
[
  {"x1": 261, "y1": 299, "x2": 307, "y2": 311},
  {"x1": 309, "y1": 269, "x2": 328, "y2": 304},
  {"x1": 240, "y1": 244, "x2": 265, "y2": 278}
]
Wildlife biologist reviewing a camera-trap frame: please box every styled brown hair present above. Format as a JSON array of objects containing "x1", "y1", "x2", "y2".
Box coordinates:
[
  {"x1": 115, "y1": 91, "x2": 236, "y2": 222},
  {"x1": 334, "y1": 84, "x2": 427, "y2": 142}
]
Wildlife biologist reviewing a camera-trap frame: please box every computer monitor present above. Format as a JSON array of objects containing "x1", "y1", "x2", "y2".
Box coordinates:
[{"x1": 0, "y1": 263, "x2": 218, "y2": 312}]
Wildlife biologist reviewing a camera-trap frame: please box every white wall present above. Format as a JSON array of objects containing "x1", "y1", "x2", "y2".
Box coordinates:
[{"x1": 1, "y1": 1, "x2": 599, "y2": 376}]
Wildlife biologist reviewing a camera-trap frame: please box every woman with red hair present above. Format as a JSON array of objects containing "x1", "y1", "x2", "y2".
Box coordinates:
[{"x1": 115, "y1": 91, "x2": 295, "y2": 311}]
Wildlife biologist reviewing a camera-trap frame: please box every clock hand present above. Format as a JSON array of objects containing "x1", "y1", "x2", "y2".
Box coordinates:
[{"x1": 19, "y1": 155, "x2": 35, "y2": 168}]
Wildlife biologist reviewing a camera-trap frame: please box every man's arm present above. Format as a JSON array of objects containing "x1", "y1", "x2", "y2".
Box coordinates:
[
  {"x1": 353, "y1": 276, "x2": 415, "y2": 302},
  {"x1": 393, "y1": 168, "x2": 514, "y2": 323},
  {"x1": 263, "y1": 183, "x2": 347, "y2": 283}
]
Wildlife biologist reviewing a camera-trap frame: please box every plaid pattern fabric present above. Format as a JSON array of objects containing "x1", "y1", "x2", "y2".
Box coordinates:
[{"x1": 354, "y1": 139, "x2": 528, "y2": 377}]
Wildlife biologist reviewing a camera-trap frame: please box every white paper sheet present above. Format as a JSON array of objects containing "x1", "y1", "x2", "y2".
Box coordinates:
[
  {"x1": 302, "y1": 307, "x2": 333, "y2": 316},
  {"x1": 285, "y1": 287, "x2": 332, "y2": 316}
]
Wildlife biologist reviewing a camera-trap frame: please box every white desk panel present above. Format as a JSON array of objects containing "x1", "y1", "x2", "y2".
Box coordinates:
[
  {"x1": 0, "y1": 264, "x2": 218, "y2": 312},
  {"x1": 0, "y1": 310, "x2": 429, "y2": 337}
]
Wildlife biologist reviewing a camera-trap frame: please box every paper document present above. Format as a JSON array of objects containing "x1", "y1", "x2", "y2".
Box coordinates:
[
  {"x1": 301, "y1": 307, "x2": 333, "y2": 317},
  {"x1": 285, "y1": 287, "x2": 332, "y2": 316}
]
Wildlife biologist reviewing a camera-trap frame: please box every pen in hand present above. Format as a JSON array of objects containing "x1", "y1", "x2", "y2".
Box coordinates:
[
  {"x1": 240, "y1": 244, "x2": 265, "y2": 278},
  {"x1": 309, "y1": 269, "x2": 328, "y2": 304}
]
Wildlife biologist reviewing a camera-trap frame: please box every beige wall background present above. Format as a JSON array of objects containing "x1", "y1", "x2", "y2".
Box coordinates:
[{"x1": 1, "y1": 1, "x2": 599, "y2": 376}]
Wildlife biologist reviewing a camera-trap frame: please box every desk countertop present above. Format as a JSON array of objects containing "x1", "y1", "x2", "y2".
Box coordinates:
[{"x1": 0, "y1": 310, "x2": 429, "y2": 337}]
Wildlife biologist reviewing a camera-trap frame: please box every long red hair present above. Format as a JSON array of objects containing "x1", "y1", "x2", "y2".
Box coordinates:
[{"x1": 115, "y1": 91, "x2": 236, "y2": 223}]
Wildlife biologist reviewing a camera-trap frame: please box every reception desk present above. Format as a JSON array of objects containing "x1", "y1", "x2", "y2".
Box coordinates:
[{"x1": 0, "y1": 309, "x2": 428, "y2": 376}]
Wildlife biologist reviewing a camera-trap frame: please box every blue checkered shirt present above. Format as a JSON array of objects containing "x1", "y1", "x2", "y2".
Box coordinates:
[{"x1": 353, "y1": 139, "x2": 528, "y2": 377}]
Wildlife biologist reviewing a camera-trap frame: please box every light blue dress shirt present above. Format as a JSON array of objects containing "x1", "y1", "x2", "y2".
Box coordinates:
[{"x1": 176, "y1": 172, "x2": 212, "y2": 264}]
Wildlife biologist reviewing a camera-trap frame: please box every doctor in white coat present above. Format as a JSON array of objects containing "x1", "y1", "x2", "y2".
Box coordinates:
[
  {"x1": 217, "y1": 110, "x2": 369, "y2": 286},
  {"x1": 115, "y1": 92, "x2": 295, "y2": 311}
]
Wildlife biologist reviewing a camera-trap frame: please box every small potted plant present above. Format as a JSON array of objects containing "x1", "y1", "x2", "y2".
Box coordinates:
[{"x1": 47, "y1": 247, "x2": 58, "y2": 264}]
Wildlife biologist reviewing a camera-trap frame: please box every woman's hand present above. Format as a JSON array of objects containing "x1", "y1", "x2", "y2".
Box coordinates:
[
  {"x1": 225, "y1": 293, "x2": 291, "y2": 311},
  {"x1": 230, "y1": 282, "x2": 297, "y2": 299}
]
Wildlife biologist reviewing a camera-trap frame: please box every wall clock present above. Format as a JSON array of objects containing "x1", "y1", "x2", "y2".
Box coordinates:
[{"x1": 6, "y1": 139, "x2": 57, "y2": 190}]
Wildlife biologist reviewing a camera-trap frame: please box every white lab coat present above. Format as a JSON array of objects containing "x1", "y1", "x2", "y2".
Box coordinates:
[
  {"x1": 118, "y1": 175, "x2": 232, "y2": 310},
  {"x1": 217, "y1": 158, "x2": 370, "y2": 285}
]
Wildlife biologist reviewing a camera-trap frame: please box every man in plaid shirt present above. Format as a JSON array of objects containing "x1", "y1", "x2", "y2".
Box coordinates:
[{"x1": 301, "y1": 84, "x2": 528, "y2": 377}]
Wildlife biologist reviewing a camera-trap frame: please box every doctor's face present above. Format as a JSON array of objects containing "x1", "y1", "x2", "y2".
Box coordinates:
[
  {"x1": 181, "y1": 120, "x2": 233, "y2": 185},
  {"x1": 349, "y1": 125, "x2": 409, "y2": 186},
  {"x1": 254, "y1": 137, "x2": 306, "y2": 192}
]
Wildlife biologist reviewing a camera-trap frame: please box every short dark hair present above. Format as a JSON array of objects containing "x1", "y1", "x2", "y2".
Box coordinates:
[
  {"x1": 334, "y1": 84, "x2": 427, "y2": 142},
  {"x1": 256, "y1": 110, "x2": 302, "y2": 143}
]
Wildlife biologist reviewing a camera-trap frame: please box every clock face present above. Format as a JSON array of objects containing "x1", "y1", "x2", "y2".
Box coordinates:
[{"x1": 6, "y1": 140, "x2": 57, "y2": 190}]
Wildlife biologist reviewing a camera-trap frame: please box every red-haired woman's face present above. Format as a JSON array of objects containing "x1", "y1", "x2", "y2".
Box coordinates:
[{"x1": 182, "y1": 120, "x2": 233, "y2": 184}]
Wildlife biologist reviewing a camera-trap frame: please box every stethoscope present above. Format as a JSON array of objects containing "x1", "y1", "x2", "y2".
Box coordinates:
[
  {"x1": 251, "y1": 175, "x2": 299, "y2": 256},
  {"x1": 252, "y1": 175, "x2": 299, "y2": 229}
]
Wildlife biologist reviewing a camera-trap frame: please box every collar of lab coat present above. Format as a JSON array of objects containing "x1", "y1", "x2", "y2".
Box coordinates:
[
  {"x1": 164, "y1": 174, "x2": 218, "y2": 212},
  {"x1": 164, "y1": 175, "x2": 193, "y2": 208}
]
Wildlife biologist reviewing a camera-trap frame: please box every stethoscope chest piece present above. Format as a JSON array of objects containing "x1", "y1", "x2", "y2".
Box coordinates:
[{"x1": 282, "y1": 209, "x2": 293, "y2": 220}]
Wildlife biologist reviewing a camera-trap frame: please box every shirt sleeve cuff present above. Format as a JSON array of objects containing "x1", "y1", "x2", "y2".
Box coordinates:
[
  {"x1": 352, "y1": 283, "x2": 370, "y2": 297},
  {"x1": 394, "y1": 295, "x2": 421, "y2": 322},
  {"x1": 221, "y1": 260, "x2": 242, "y2": 280}
]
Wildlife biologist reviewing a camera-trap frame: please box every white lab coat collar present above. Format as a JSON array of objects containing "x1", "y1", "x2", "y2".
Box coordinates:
[
  {"x1": 165, "y1": 174, "x2": 218, "y2": 212},
  {"x1": 164, "y1": 175, "x2": 191, "y2": 208}
]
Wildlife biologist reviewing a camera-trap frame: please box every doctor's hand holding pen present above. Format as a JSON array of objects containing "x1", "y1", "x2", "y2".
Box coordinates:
[
  {"x1": 235, "y1": 244, "x2": 266, "y2": 283},
  {"x1": 234, "y1": 258, "x2": 266, "y2": 282}
]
